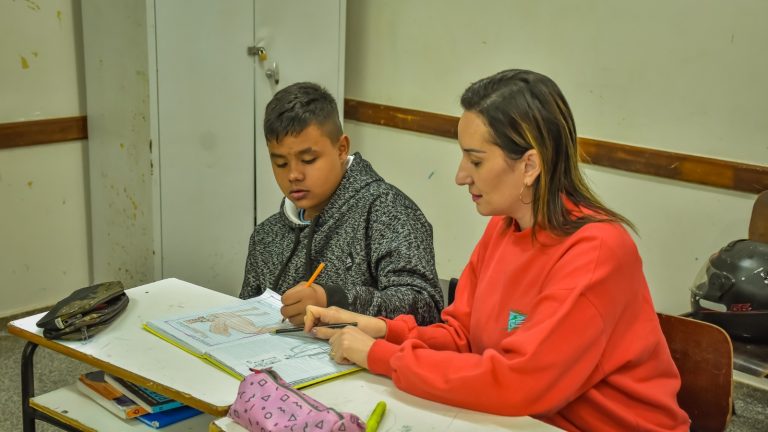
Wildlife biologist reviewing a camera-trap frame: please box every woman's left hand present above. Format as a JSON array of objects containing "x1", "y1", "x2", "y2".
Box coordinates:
[{"x1": 327, "y1": 326, "x2": 375, "y2": 368}]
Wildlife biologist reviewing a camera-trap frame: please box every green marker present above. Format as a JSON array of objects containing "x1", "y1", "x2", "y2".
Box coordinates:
[{"x1": 365, "y1": 400, "x2": 387, "y2": 432}]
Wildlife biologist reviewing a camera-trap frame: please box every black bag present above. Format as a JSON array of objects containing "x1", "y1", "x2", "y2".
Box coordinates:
[{"x1": 36, "y1": 281, "x2": 129, "y2": 340}]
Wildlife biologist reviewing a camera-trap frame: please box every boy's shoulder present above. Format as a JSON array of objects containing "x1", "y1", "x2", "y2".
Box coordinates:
[
  {"x1": 255, "y1": 211, "x2": 282, "y2": 227},
  {"x1": 364, "y1": 180, "x2": 422, "y2": 213},
  {"x1": 253, "y1": 210, "x2": 293, "y2": 236},
  {"x1": 345, "y1": 154, "x2": 410, "y2": 202}
]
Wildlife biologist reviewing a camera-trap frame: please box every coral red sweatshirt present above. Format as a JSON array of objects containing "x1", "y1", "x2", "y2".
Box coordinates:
[{"x1": 368, "y1": 216, "x2": 690, "y2": 431}]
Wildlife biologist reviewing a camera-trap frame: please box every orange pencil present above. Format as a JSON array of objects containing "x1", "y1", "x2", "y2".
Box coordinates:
[
  {"x1": 306, "y1": 262, "x2": 325, "y2": 287},
  {"x1": 281, "y1": 263, "x2": 325, "y2": 323}
]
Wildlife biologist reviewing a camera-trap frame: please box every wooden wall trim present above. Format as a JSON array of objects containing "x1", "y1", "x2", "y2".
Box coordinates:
[
  {"x1": 3, "y1": 106, "x2": 766, "y2": 194},
  {"x1": 344, "y1": 99, "x2": 458, "y2": 139},
  {"x1": 578, "y1": 138, "x2": 768, "y2": 195},
  {"x1": 0, "y1": 116, "x2": 88, "y2": 150},
  {"x1": 344, "y1": 98, "x2": 768, "y2": 194}
]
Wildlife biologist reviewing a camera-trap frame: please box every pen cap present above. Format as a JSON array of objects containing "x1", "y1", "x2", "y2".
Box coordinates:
[{"x1": 365, "y1": 401, "x2": 387, "y2": 432}]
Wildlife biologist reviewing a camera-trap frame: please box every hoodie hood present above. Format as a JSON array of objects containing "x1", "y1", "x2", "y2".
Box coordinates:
[
  {"x1": 240, "y1": 151, "x2": 443, "y2": 325},
  {"x1": 280, "y1": 153, "x2": 378, "y2": 227}
]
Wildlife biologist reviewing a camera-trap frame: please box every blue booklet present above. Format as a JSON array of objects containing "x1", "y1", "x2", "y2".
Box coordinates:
[
  {"x1": 136, "y1": 405, "x2": 202, "y2": 429},
  {"x1": 104, "y1": 374, "x2": 184, "y2": 413}
]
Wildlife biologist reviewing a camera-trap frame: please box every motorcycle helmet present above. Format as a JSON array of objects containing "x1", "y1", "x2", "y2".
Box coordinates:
[{"x1": 690, "y1": 239, "x2": 768, "y2": 342}]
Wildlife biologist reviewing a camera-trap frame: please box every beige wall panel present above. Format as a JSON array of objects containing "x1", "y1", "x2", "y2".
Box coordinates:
[{"x1": 0, "y1": 0, "x2": 88, "y2": 317}]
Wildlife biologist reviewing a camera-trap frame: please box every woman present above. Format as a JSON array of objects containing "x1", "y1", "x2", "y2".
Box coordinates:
[{"x1": 303, "y1": 70, "x2": 689, "y2": 431}]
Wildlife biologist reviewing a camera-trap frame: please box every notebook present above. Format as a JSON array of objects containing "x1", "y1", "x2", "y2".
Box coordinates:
[
  {"x1": 75, "y1": 371, "x2": 148, "y2": 419},
  {"x1": 104, "y1": 373, "x2": 184, "y2": 413},
  {"x1": 136, "y1": 405, "x2": 202, "y2": 429},
  {"x1": 143, "y1": 289, "x2": 359, "y2": 387}
]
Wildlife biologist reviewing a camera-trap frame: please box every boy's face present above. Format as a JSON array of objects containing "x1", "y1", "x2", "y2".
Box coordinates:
[{"x1": 268, "y1": 124, "x2": 349, "y2": 220}]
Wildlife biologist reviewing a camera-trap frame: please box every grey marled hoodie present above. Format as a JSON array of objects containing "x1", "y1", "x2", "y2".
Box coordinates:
[{"x1": 239, "y1": 152, "x2": 443, "y2": 325}]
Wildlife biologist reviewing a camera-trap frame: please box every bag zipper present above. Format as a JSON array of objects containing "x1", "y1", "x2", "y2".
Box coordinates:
[{"x1": 260, "y1": 369, "x2": 344, "y2": 421}]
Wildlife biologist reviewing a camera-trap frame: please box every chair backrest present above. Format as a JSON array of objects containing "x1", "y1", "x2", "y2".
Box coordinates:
[
  {"x1": 447, "y1": 277, "x2": 459, "y2": 305},
  {"x1": 657, "y1": 313, "x2": 734, "y2": 432},
  {"x1": 749, "y1": 190, "x2": 768, "y2": 243}
]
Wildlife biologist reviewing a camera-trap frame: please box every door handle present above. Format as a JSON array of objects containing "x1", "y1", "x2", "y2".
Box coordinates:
[{"x1": 265, "y1": 61, "x2": 279, "y2": 85}]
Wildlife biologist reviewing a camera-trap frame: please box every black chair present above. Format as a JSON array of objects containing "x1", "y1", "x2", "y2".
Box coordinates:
[{"x1": 447, "y1": 277, "x2": 459, "y2": 305}]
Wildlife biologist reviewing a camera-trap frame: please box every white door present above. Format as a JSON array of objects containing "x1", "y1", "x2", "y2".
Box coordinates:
[
  {"x1": 155, "y1": 0, "x2": 345, "y2": 295},
  {"x1": 253, "y1": 0, "x2": 347, "y2": 223}
]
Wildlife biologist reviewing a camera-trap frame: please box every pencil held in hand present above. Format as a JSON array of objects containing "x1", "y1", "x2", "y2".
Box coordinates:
[
  {"x1": 281, "y1": 262, "x2": 326, "y2": 323},
  {"x1": 306, "y1": 262, "x2": 325, "y2": 287}
]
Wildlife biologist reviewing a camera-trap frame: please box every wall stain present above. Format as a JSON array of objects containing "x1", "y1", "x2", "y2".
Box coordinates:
[
  {"x1": 427, "y1": 170, "x2": 435, "y2": 180},
  {"x1": 20, "y1": 55, "x2": 30, "y2": 69},
  {"x1": 120, "y1": 142, "x2": 125, "y2": 150},
  {"x1": 27, "y1": 180, "x2": 33, "y2": 188},
  {"x1": 25, "y1": 0, "x2": 40, "y2": 11},
  {"x1": 393, "y1": 112, "x2": 416, "y2": 122},
  {"x1": 123, "y1": 187, "x2": 139, "y2": 221},
  {"x1": 31, "y1": 51, "x2": 38, "y2": 58},
  {"x1": 56, "y1": 10, "x2": 62, "y2": 25}
]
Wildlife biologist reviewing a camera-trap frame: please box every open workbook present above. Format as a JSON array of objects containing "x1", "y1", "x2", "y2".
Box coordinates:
[{"x1": 143, "y1": 289, "x2": 359, "y2": 388}]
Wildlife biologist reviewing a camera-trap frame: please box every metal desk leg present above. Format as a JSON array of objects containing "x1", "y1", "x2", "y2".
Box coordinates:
[
  {"x1": 20, "y1": 341, "x2": 81, "y2": 432},
  {"x1": 21, "y1": 341, "x2": 39, "y2": 432}
]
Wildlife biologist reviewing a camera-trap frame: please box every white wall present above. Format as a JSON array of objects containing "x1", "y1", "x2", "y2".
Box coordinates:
[
  {"x1": 0, "y1": 0, "x2": 89, "y2": 317},
  {"x1": 2, "y1": 0, "x2": 765, "y2": 317},
  {"x1": 345, "y1": 0, "x2": 765, "y2": 313},
  {"x1": 81, "y1": 0, "x2": 157, "y2": 290}
]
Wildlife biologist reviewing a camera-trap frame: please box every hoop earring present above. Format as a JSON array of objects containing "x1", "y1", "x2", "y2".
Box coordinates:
[{"x1": 519, "y1": 183, "x2": 533, "y2": 205}]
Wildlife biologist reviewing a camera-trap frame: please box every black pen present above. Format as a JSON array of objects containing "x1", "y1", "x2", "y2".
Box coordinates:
[{"x1": 272, "y1": 322, "x2": 357, "y2": 334}]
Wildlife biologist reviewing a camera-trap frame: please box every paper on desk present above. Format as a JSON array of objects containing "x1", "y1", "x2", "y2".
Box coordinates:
[
  {"x1": 143, "y1": 289, "x2": 359, "y2": 386},
  {"x1": 145, "y1": 290, "x2": 286, "y2": 355}
]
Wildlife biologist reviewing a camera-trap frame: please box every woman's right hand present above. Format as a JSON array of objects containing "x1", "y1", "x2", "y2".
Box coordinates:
[{"x1": 303, "y1": 305, "x2": 386, "y2": 340}]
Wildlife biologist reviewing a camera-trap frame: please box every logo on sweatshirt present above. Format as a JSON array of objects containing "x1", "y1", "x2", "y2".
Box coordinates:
[
  {"x1": 507, "y1": 310, "x2": 526, "y2": 332},
  {"x1": 345, "y1": 252, "x2": 354, "y2": 270}
]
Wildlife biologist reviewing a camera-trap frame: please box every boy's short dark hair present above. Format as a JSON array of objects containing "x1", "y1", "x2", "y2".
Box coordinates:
[{"x1": 263, "y1": 82, "x2": 343, "y2": 144}]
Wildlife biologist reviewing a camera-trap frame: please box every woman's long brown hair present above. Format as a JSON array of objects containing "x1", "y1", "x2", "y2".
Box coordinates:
[{"x1": 460, "y1": 69, "x2": 635, "y2": 237}]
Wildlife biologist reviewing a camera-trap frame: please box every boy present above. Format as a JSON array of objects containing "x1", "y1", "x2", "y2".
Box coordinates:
[{"x1": 240, "y1": 82, "x2": 443, "y2": 326}]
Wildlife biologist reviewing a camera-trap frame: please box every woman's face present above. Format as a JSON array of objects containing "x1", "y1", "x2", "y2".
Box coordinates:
[{"x1": 455, "y1": 111, "x2": 538, "y2": 222}]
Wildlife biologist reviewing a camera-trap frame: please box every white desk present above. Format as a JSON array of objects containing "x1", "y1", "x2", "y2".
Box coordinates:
[
  {"x1": 29, "y1": 385, "x2": 215, "y2": 431},
  {"x1": 10, "y1": 279, "x2": 245, "y2": 416},
  {"x1": 9, "y1": 278, "x2": 558, "y2": 431},
  {"x1": 214, "y1": 371, "x2": 558, "y2": 431}
]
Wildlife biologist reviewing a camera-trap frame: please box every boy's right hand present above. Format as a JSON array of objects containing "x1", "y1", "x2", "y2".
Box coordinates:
[
  {"x1": 281, "y1": 282, "x2": 327, "y2": 326},
  {"x1": 303, "y1": 305, "x2": 386, "y2": 339}
]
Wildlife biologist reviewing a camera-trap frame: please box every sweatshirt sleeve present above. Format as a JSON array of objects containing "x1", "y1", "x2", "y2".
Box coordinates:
[
  {"x1": 239, "y1": 227, "x2": 266, "y2": 299},
  {"x1": 369, "y1": 217, "x2": 498, "y2": 354},
  {"x1": 367, "y1": 226, "x2": 632, "y2": 417},
  {"x1": 331, "y1": 191, "x2": 444, "y2": 325}
]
